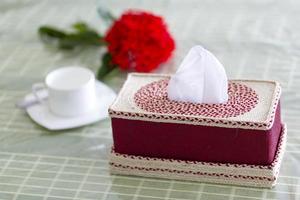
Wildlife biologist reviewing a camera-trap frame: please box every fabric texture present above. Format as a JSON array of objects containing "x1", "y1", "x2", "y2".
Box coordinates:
[
  {"x1": 111, "y1": 104, "x2": 282, "y2": 165},
  {"x1": 110, "y1": 124, "x2": 287, "y2": 188}
]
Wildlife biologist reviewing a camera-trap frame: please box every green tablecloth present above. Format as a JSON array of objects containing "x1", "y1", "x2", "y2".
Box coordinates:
[{"x1": 0, "y1": 0, "x2": 299, "y2": 199}]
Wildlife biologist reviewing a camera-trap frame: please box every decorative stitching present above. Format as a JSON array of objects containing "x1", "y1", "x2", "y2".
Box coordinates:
[
  {"x1": 109, "y1": 75, "x2": 281, "y2": 130},
  {"x1": 109, "y1": 163, "x2": 275, "y2": 181}
]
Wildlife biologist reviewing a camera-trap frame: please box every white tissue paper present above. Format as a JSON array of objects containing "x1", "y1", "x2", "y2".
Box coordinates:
[{"x1": 167, "y1": 45, "x2": 228, "y2": 104}]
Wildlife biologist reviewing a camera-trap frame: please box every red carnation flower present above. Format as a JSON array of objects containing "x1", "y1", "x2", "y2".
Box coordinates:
[{"x1": 105, "y1": 10, "x2": 175, "y2": 72}]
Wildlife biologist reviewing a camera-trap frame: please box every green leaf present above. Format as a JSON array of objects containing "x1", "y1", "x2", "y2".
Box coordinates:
[
  {"x1": 97, "y1": 8, "x2": 116, "y2": 26},
  {"x1": 38, "y1": 22, "x2": 105, "y2": 50},
  {"x1": 58, "y1": 35, "x2": 80, "y2": 50},
  {"x1": 97, "y1": 52, "x2": 117, "y2": 80},
  {"x1": 76, "y1": 31, "x2": 105, "y2": 46},
  {"x1": 39, "y1": 26, "x2": 67, "y2": 39},
  {"x1": 59, "y1": 32, "x2": 106, "y2": 49},
  {"x1": 72, "y1": 22, "x2": 90, "y2": 33}
]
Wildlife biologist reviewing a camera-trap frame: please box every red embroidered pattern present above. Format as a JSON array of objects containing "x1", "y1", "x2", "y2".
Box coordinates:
[{"x1": 134, "y1": 79, "x2": 259, "y2": 118}]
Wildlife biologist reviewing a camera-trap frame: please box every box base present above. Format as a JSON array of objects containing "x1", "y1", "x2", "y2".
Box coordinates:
[{"x1": 109, "y1": 124, "x2": 286, "y2": 188}]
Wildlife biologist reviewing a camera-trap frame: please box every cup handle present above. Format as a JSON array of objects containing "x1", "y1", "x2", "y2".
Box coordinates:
[{"x1": 32, "y1": 83, "x2": 46, "y2": 103}]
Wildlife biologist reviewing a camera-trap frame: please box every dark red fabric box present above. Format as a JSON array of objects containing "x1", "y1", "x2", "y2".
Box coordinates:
[{"x1": 109, "y1": 73, "x2": 282, "y2": 165}]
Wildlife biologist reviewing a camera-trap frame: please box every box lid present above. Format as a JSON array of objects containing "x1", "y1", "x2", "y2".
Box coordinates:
[{"x1": 109, "y1": 73, "x2": 281, "y2": 130}]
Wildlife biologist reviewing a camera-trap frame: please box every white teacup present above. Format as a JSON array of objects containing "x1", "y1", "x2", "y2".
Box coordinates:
[{"x1": 33, "y1": 66, "x2": 97, "y2": 117}]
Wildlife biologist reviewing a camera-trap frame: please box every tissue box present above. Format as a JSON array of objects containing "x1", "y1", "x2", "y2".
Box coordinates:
[
  {"x1": 110, "y1": 124, "x2": 286, "y2": 188},
  {"x1": 109, "y1": 73, "x2": 283, "y2": 165}
]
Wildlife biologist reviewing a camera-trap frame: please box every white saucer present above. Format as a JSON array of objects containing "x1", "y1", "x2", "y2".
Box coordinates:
[{"x1": 25, "y1": 81, "x2": 116, "y2": 130}]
